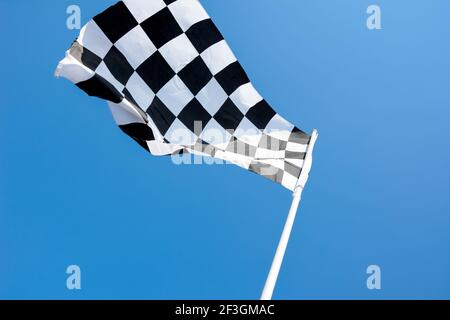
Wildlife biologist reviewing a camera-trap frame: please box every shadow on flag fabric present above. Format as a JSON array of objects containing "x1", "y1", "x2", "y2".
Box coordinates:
[{"x1": 55, "y1": 0, "x2": 316, "y2": 191}]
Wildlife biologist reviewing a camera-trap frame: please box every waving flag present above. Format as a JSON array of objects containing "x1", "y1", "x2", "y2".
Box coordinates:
[
  {"x1": 55, "y1": 0, "x2": 316, "y2": 191},
  {"x1": 56, "y1": 0, "x2": 319, "y2": 300}
]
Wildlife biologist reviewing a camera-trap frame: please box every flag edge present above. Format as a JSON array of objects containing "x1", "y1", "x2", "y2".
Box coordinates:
[{"x1": 295, "y1": 129, "x2": 318, "y2": 192}]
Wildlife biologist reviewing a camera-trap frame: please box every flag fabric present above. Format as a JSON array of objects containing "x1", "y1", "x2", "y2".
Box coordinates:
[{"x1": 56, "y1": 0, "x2": 314, "y2": 191}]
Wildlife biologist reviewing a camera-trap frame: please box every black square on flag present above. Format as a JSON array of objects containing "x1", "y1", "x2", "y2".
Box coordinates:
[
  {"x1": 140, "y1": 7, "x2": 183, "y2": 48},
  {"x1": 93, "y1": 1, "x2": 138, "y2": 43}
]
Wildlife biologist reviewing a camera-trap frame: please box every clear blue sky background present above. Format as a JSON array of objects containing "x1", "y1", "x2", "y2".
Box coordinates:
[{"x1": 0, "y1": 0, "x2": 449, "y2": 299}]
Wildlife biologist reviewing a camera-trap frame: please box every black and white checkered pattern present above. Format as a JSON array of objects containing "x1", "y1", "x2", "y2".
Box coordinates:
[{"x1": 56, "y1": 0, "x2": 313, "y2": 191}]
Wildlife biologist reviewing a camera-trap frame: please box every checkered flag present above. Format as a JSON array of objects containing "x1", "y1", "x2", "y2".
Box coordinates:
[{"x1": 56, "y1": 0, "x2": 316, "y2": 191}]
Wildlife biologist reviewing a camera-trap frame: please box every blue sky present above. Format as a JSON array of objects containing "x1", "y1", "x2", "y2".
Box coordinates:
[{"x1": 0, "y1": 0, "x2": 449, "y2": 299}]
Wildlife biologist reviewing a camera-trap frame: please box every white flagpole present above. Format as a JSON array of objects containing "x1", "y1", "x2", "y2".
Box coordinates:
[{"x1": 260, "y1": 129, "x2": 318, "y2": 300}]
